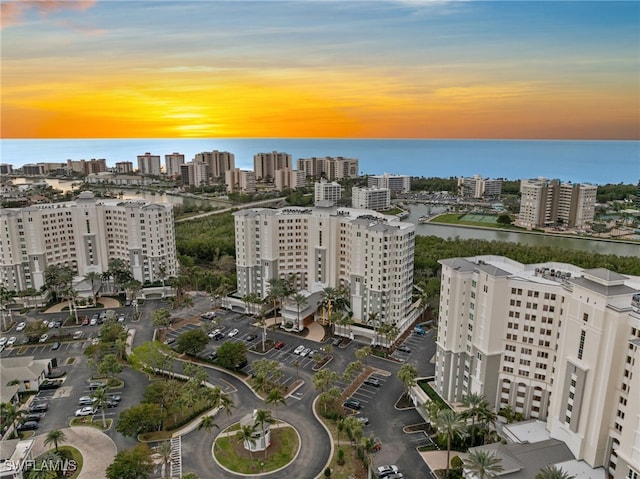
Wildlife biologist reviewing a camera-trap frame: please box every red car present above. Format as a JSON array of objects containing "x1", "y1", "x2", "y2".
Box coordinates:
[
  {"x1": 274, "y1": 341, "x2": 285, "y2": 350},
  {"x1": 80, "y1": 316, "x2": 90, "y2": 326}
]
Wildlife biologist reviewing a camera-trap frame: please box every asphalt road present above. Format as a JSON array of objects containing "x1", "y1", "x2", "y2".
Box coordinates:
[{"x1": 2, "y1": 295, "x2": 438, "y2": 478}]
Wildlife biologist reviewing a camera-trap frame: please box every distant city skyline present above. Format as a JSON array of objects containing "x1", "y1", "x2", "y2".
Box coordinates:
[{"x1": 1, "y1": 1, "x2": 638, "y2": 140}]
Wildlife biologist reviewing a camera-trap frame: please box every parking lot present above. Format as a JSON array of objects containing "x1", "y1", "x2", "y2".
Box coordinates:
[{"x1": 390, "y1": 329, "x2": 432, "y2": 362}]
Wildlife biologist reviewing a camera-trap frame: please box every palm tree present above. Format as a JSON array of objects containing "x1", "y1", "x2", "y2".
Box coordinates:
[
  {"x1": 91, "y1": 387, "x2": 110, "y2": 428},
  {"x1": 43, "y1": 429, "x2": 67, "y2": 453},
  {"x1": 198, "y1": 415, "x2": 220, "y2": 452},
  {"x1": 434, "y1": 409, "x2": 467, "y2": 479},
  {"x1": 156, "y1": 440, "x2": 173, "y2": 478},
  {"x1": 290, "y1": 292, "x2": 307, "y2": 330},
  {"x1": 254, "y1": 409, "x2": 275, "y2": 459},
  {"x1": 461, "y1": 393, "x2": 491, "y2": 446},
  {"x1": 209, "y1": 386, "x2": 234, "y2": 418},
  {"x1": 236, "y1": 423, "x2": 258, "y2": 465},
  {"x1": 534, "y1": 465, "x2": 576, "y2": 479},
  {"x1": 397, "y1": 363, "x2": 418, "y2": 398},
  {"x1": 265, "y1": 388, "x2": 286, "y2": 420},
  {"x1": 84, "y1": 271, "x2": 101, "y2": 306},
  {"x1": 124, "y1": 280, "x2": 143, "y2": 317},
  {"x1": 0, "y1": 403, "x2": 25, "y2": 435},
  {"x1": 361, "y1": 435, "x2": 378, "y2": 479},
  {"x1": 0, "y1": 286, "x2": 13, "y2": 331},
  {"x1": 157, "y1": 263, "x2": 168, "y2": 297},
  {"x1": 463, "y1": 449, "x2": 504, "y2": 479}
]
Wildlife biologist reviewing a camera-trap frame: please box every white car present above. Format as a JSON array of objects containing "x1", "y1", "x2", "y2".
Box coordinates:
[
  {"x1": 16, "y1": 322, "x2": 26, "y2": 332},
  {"x1": 300, "y1": 347, "x2": 311, "y2": 357},
  {"x1": 208, "y1": 329, "x2": 221, "y2": 338},
  {"x1": 376, "y1": 465, "x2": 400, "y2": 478},
  {"x1": 42, "y1": 320, "x2": 49, "y2": 328},
  {"x1": 227, "y1": 328, "x2": 239, "y2": 337},
  {"x1": 7, "y1": 337, "x2": 17, "y2": 346},
  {"x1": 39, "y1": 333, "x2": 49, "y2": 343},
  {"x1": 90, "y1": 317, "x2": 98, "y2": 326},
  {"x1": 293, "y1": 345, "x2": 305, "y2": 355},
  {"x1": 0, "y1": 337, "x2": 7, "y2": 347},
  {"x1": 75, "y1": 406, "x2": 96, "y2": 416}
]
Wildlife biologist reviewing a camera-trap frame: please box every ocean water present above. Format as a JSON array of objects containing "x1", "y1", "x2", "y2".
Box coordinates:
[{"x1": 1, "y1": 138, "x2": 638, "y2": 185}]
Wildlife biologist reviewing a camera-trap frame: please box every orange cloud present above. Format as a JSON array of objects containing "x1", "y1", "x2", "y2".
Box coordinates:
[{"x1": 0, "y1": 0, "x2": 96, "y2": 29}]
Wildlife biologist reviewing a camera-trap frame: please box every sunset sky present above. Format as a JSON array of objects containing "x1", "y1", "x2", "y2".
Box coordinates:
[{"x1": 1, "y1": 0, "x2": 638, "y2": 140}]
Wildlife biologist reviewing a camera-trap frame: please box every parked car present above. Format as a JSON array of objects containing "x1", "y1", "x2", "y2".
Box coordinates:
[
  {"x1": 356, "y1": 416, "x2": 369, "y2": 425},
  {"x1": 208, "y1": 329, "x2": 222, "y2": 338},
  {"x1": 245, "y1": 334, "x2": 257, "y2": 341},
  {"x1": 90, "y1": 317, "x2": 98, "y2": 326},
  {"x1": 376, "y1": 465, "x2": 400, "y2": 478},
  {"x1": 107, "y1": 394, "x2": 121, "y2": 402},
  {"x1": 73, "y1": 331, "x2": 84, "y2": 340},
  {"x1": 163, "y1": 337, "x2": 175, "y2": 345},
  {"x1": 308, "y1": 350, "x2": 317, "y2": 358},
  {"x1": 396, "y1": 345, "x2": 411, "y2": 353},
  {"x1": 293, "y1": 345, "x2": 305, "y2": 355},
  {"x1": 274, "y1": 341, "x2": 286, "y2": 350},
  {"x1": 78, "y1": 397, "x2": 97, "y2": 406},
  {"x1": 7, "y1": 337, "x2": 17, "y2": 346},
  {"x1": 0, "y1": 337, "x2": 7, "y2": 347},
  {"x1": 211, "y1": 332, "x2": 224, "y2": 341},
  {"x1": 117, "y1": 314, "x2": 125, "y2": 323},
  {"x1": 51, "y1": 342, "x2": 61, "y2": 350},
  {"x1": 17, "y1": 421, "x2": 39, "y2": 431},
  {"x1": 364, "y1": 377, "x2": 380, "y2": 387},
  {"x1": 331, "y1": 337, "x2": 343, "y2": 346},
  {"x1": 227, "y1": 328, "x2": 239, "y2": 337},
  {"x1": 75, "y1": 406, "x2": 96, "y2": 416},
  {"x1": 206, "y1": 351, "x2": 218, "y2": 361},
  {"x1": 300, "y1": 348, "x2": 311, "y2": 357},
  {"x1": 25, "y1": 413, "x2": 45, "y2": 422},
  {"x1": 28, "y1": 402, "x2": 48, "y2": 413},
  {"x1": 39, "y1": 380, "x2": 62, "y2": 390},
  {"x1": 343, "y1": 399, "x2": 361, "y2": 410},
  {"x1": 16, "y1": 322, "x2": 26, "y2": 332},
  {"x1": 413, "y1": 326, "x2": 426, "y2": 336},
  {"x1": 39, "y1": 333, "x2": 49, "y2": 343},
  {"x1": 41, "y1": 320, "x2": 49, "y2": 328},
  {"x1": 89, "y1": 382, "x2": 107, "y2": 390}
]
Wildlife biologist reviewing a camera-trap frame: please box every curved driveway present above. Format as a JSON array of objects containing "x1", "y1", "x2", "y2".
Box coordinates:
[
  {"x1": 31, "y1": 426, "x2": 117, "y2": 479},
  {"x1": 180, "y1": 367, "x2": 331, "y2": 479}
]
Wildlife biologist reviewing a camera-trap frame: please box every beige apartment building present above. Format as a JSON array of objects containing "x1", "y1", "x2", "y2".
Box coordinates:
[
  {"x1": 352, "y1": 186, "x2": 391, "y2": 210},
  {"x1": 0, "y1": 191, "x2": 177, "y2": 292},
  {"x1": 314, "y1": 179, "x2": 342, "y2": 205},
  {"x1": 136, "y1": 152, "x2": 162, "y2": 176},
  {"x1": 233, "y1": 204, "x2": 415, "y2": 329},
  {"x1": 194, "y1": 150, "x2": 234, "y2": 178},
  {"x1": 296, "y1": 156, "x2": 359, "y2": 180},
  {"x1": 517, "y1": 177, "x2": 597, "y2": 229},
  {"x1": 435, "y1": 255, "x2": 640, "y2": 478},
  {"x1": 181, "y1": 161, "x2": 209, "y2": 187},
  {"x1": 225, "y1": 168, "x2": 256, "y2": 193},
  {"x1": 457, "y1": 175, "x2": 502, "y2": 199},
  {"x1": 254, "y1": 151, "x2": 292, "y2": 180},
  {"x1": 115, "y1": 161, "x2": 134, "y2": 174},
  {"x1": 273, "y1": 168, "x2": 305, "y2": 191},
  {"x1": 164, "y1": 152, "x2": 185, "y2": 177},
  {"x1": 367, "y1": 173, "x2": 411, "y2": 194},
  {"x1": 66, "y1": 159, "x2": 107, "y2": 176}
]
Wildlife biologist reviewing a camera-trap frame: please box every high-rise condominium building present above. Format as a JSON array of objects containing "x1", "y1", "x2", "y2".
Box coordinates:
[
  {"x1": 66, "y1": 159, "x2": 107, "y2": 176},
  {"x1": 22, "y1": 164, "x2": 45, "y2": 176},
  {"x1": 273, "y1": 168, "x2": 305, "y2": 191},
  {"x1": 180, "y1": 161, "x2": 209, "y2": 187},
  {"x1": 351, "y1": 186, "x2": 391, "y2": 211},
  {"x1": 165, "y1": 153, "x2": 185, "y2": 177},
  {"x1": 517, "y1": 177, "x2": 597, "y2": 229},
  {"x1": 115, "y1": 162, "x2": 134, "y2": 174},
  {"x1": 0, "y1": 191, "x2": 177, "y2": 292},
  {"x1": 457, "y1": 175, "x2": 502, "y2": 199},
  {"x1": 314, "y1": 179, "x2": 342, "y2": 205},
  {"x1": 296, "y1": 157, "x2": 359, "y2": 181},
  {"x1": 137, "y1": 153, "x2": 162, "y2": 176},
  {"x1": 194, "y1": 150, "x2": 235, "y2": 178},
  {"x1": 0, "y1": 164, "x2": 13, "y2": 175},
  {"x1": 234, "y1": 204, "x2": 415, "y2": 328},
  {"x1": 254, "y1": 152, "x2": 292, "y2": 180},
  {"x1": 435, "y1": 255, "x2": 640, "y2": 478},
  {"x1": 225, "y1": 168, "x2": 256, "y2": 193},
  {"x1": 367, "y1": 173, "x2": 410, "y2": 194}
]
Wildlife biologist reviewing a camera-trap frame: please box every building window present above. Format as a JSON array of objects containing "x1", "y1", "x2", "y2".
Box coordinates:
[{"x1": 578, "y1": 330, "x2": 586, "y2": 360}]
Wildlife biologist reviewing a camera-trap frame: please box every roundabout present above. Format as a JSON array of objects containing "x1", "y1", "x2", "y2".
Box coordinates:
[{"x1": 213, "y1": 418, "x2": 301, "y2": 475}]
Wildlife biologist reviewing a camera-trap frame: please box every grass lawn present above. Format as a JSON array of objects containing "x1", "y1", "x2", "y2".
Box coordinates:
[
  {"x1": 58, "y1": 446, "x2": 83, "y2": 479},
  {"x1": 214, "y1": 425, "x2": 298, "y2": 474},
  {"x1": 318, "y1": 417, "x2": 368, "y2": 479}
]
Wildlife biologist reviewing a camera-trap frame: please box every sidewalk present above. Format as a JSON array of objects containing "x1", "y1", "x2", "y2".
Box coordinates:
[{"x1": 44, "y1": 297, "x2": 121, "y2": 313}]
